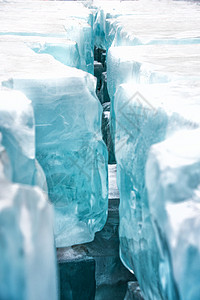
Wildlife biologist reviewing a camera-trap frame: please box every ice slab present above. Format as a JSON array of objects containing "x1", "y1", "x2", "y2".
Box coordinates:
[
  {"x1": 108, "y1": 13, "x2": 200, "y2": 48},
  {"x1": 0, "y1": 141, "x2": 58, "y2": 300},
  {"x1": 1, "y1": 41, "x2": 108, "y2": 247},
  {"x1": 92, "y1": 0, "x2": 200, "y2": 49},
  {"x1": 0, "y1": 35, "x2": 80, "y2": 69},
  {"x1": 115, "y1": 82, "x2": 200, "y2": 299},
  {"x1": 107, "y1": 44, "x2": 200, "y2": 103},
  {"x1": 146, "y1": 129, "x2": 200, "y2": 300},
  {"x1": 0, "y1": 89, "x2": 46, "y2": 188},
  {"x1": 0, "y1": 1, "x2": 93, "y2": 73}
]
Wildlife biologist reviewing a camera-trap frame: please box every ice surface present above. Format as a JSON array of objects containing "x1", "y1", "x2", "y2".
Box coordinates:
[
  {"x1": 146, "y1": 129, "x2": 200, "y2": 300},
  {"x1": 92, "y1": 0, "x2": 200, "y2": 49},
  {"x1": 107, "y1": 12, "x2": 200, "y2": 48},
  {"x1": 0, "y1": 35, "x2": 80, "y2": 69},
  {"x1": 0, "y1": 41, "x2": 108, "y2": 247},
  {"x1": 0, "y1": 139, "x2": 58, "y2": 300},
  {"x1": 115, "y1": 82, "x2": 200, "y2": 299},
  {"x1": 0, "y1": 89, "x2": 46, "y2": 188},
  {"x1": 0, "y1": 1, "x2": 93, "y2": 74},
  {"x1": 107, "y1": 44, "x2": 200, "y2": 103}
]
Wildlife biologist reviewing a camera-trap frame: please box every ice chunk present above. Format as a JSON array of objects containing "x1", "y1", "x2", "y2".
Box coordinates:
[
  {"x1": 1, "y1": 42, "x2": 108, "y2": 247},
  {"x1": 0, "y1": 138, "x2": 58, "y2": 300},
  {"x1": 0, "y1": 89, "x2": 46, "y2": 189},
  {"x1": 146, "y1": 129, "x2": 200, "y2": 300},
  {"x1": 115, "y1": 82, "x2": 200, "y2": 299},
  {"x1": 0, "y1": 182, "x2": 58, "y2": 300}
]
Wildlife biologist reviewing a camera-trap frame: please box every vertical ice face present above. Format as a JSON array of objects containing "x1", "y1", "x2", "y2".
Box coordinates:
[
  {"x1": 0, "y1": 133, "x2": 12, "y2": 181},
  {"x1": 146, "y1": 129, "x2": 200, "y2": 300},
  {"x1": 1, "y1": 43, "x2": 108, "y2": 248},
  {"x1": 64, "y1": 18, "x2": 94, "y2": 74},
  {"x1": 0, "y1": 138, "x2": 58, "y2": 300},
  {"x1": 0, "y1": 89, "x2": 46, "y2": 189},
  {"x1": 114, "y1": 82, "x2": 200, "y2": 299}
]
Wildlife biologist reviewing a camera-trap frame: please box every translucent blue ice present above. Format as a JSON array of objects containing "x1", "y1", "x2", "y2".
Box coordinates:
[
  {"x1": 0, "y1": 89, "x2": 46, "y2": 189},
  {"x1": 114, "y1": 82, "x2": 200, "y2": 299},
  {"x1": 146, "y1": 129, "x2": 200, "y2": 300},
  {"x1": 0, "y1": 138, "x2": 58, "y2": 300},
  {"x1": 1, "y1": 42, "x2": 108, "y2": 247}
]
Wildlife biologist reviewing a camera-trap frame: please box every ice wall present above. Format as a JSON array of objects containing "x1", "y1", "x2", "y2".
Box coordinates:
[
  {"x1": 146, "y1": 129, "x2": 200, "y2": 300},
  {"x1": 115, "y1": 82, "x2": 200, "y2": 299},
  {"x1": 0, "y1": 41, "x2": 108, "y2": 247}
]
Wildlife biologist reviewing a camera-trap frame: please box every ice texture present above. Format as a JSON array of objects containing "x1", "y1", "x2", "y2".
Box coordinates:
[
  {"x1": 107, "y1": 44, "x2": 200, "y2": 103},
  {"x1": 0, "y1": 1, "x2": 93, "y2": 74},
  {"x1": 146, "y1": 129, "x2": 200, "y2": 300},
  {"x1": 0, "y1": 35, "x2": 81, "y2": 69},
  {"x1": 0, "y1": 41, "x2": 108, "y2": 247},
  {"x1": 92, "y1": 0, "x2": 200, "y2": 49},
  {"x1": 0, "y1": 89, "x2": 46, "y2": 188},
  {"x1": 107, "y1": 12, "x2": 200, "y2": 48},
  {"x1": 0, "y1": 139, "x2": 58, "y2": 300},
  {"x1": 115, "y1": 82, "x2": 200, "y2": 299},
  {"x1": 107, "y1": 44, "x2": 200, "y2": 151}
]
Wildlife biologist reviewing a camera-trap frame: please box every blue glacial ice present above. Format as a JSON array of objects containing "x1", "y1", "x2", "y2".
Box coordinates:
[
  {"x1": 0, "y1": 138, "x2": 58, "y2": 300},
  {"x1": 0, "y1": 89, "x2": 46, "y2": 189},
  {"x1": 114, "y1": 82, "x2": 200, "y2": 299},
  {"x1": 0, "y1": 41, "x2": 108, "y2": 247},
  {"x1": 146, "y1": 128, "x2": 200, "y2": 300}
]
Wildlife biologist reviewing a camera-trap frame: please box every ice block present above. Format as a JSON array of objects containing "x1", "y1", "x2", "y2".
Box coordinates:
[
  {"x1": 0, "y1": 138, "x2": 58, "y2": 300},
  {"x1": 146, "y1": 128, "x2": 200, "y2": 300},
  {"x1": 1, "y1": 41, "x2": 108, "y2": 247},
  {"x1": 115, "y1": 82, "x2": 200, "y2": 299}
]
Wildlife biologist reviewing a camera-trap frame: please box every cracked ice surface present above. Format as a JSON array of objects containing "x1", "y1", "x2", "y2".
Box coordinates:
[
  {"x1": 0, "y1": 41, "x2": 108, "y2": 247},
  {"x1": 0, "y1": 1, "x2": 94, "y2": 73},
  {"x1": 115, "y1": 82, "x2": 200, "y2": 299},
  {"x1": 92, "y1": 0, "x2": 200, "y2": 49},
  {"x1": 0, "y1": 137, "x2": 58, "y2": 300},
  {"x1": 146, "y1": 129, "x2": 200, "y2": 300}
]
